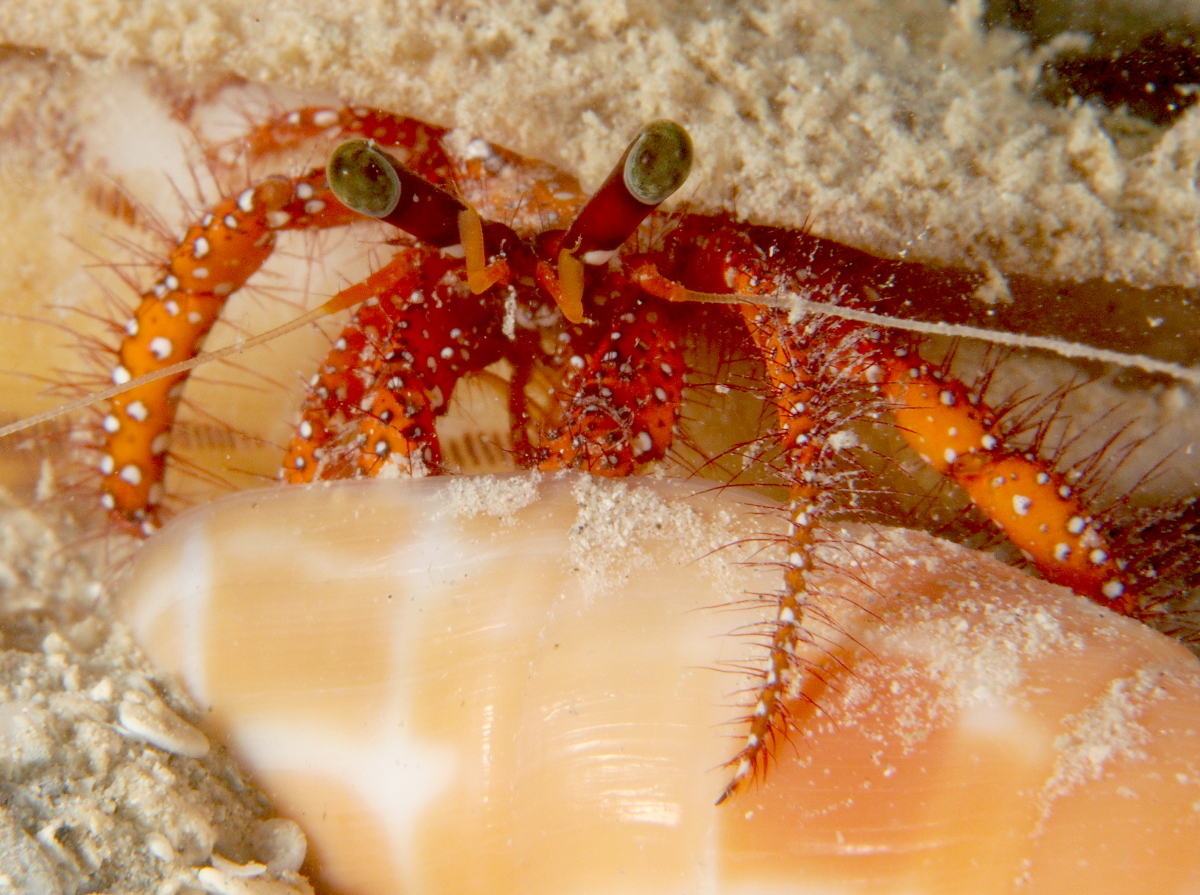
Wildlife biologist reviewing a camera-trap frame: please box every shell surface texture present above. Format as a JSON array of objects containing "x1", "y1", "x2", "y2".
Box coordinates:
[{"x1": 13, "y1": 88, "x2": 1200, "y2": 895}]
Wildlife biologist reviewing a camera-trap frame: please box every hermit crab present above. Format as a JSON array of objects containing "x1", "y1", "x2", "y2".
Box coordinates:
[{"x1": 10, "y1": 104, "x2": 1200, "y2": 810}]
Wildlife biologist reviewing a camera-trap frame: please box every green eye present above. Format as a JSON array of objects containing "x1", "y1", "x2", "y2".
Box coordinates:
[
  {"x1": 622, "y1": 120, "x2": 693, "y2": 206},
  {"x1": 328, "y1": 139, "x2": 402, "y2": 218}
]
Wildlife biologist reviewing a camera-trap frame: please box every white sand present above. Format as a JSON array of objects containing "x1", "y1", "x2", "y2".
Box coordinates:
[{"x1": 2, "y1": 0, "x2": 1200, "y2": 288}]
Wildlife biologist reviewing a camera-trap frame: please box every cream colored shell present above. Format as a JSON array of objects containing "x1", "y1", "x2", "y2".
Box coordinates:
[{"x1": 117, "y1": 474, "x2": 1200, "y2": 895}]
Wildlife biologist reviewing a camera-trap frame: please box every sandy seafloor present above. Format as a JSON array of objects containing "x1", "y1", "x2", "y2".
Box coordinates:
[{"x1": 0, "y1": 0, "x2": 1200, "y2": 892}]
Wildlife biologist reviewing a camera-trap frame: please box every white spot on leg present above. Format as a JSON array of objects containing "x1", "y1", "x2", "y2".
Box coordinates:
[
  {"x1": 149, "y1": 337, "x2": 173, "y2": 361},
  {"x1": 1013, "y1": 495, "x2": 1032, "y2": 516},
  {"x1": 119, "y1": 465, "x2": 143, "y2": 486}
]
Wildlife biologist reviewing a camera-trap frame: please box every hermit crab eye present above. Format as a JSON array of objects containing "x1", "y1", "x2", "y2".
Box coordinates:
[
  {"x1": 551, "y1": 120, "x2": 694, "y2": 322},
  {"x1": 328, "y1": 139, "x2": 471, "y2": 251},
  {"x1": 561, "y1": 120, "x2": 694, "y2": 259},
  {"x1": 623, "y1": 120, "x2": 693, "y2": 206},
  {"x1": 328, "y1": 139, "x2": 402, "y2": 218}
]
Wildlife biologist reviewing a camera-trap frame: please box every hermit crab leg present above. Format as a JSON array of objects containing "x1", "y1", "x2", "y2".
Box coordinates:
[
  {"x1": 875, "y1": 352, "x2": 1133, "y2": 609},
  {"x1": 535, "y1": 290, "x2": 686, "y2": 476},
  {"x1": 98, "y1": 171, "x2": 360, "y2": 535},
  {"x1": 630, "y1": 217, "x2": 1159, "y2": 799},
  {"x1": 84, "y1": 110, "x2": 465, "y2": 535},
  {"x1": 720, "y1": 305, "x2": 867, "y2": 804},
  {"x1": 634, "y1": 222, "x2": 1136, "y2": 609},
  {"x1": 229, "y1": 107, "x2": 454, "y2": 185},
  {"x1": 280, "y1": 246, "x2": 513, "y2": 482}
]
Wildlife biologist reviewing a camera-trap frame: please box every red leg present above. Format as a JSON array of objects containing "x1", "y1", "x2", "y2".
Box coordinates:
[
  {"x1": 283, "y1": 251, "x2": 511, "y2": 481},
  {"x1": 102, "y1": 108, "x2": 462, "y2": 533},
  {"x1": 537, "y1": 291, "x2": 685, "y2": 475}
]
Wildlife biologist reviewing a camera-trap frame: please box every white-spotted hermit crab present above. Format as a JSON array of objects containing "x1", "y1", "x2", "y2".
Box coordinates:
[{"x1": 12, "y1": 105, "x2": 1200, "y2": 804}]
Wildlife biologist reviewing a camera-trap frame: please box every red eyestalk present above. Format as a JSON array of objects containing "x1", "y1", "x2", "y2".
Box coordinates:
[{"x1": 553, "y1": 121, "x2": 693, "y2": 322}]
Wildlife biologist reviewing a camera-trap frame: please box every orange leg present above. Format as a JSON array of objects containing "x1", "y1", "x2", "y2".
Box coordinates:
[
  {"x1": 637, "y1": 217, "x2": 1155, "y2": 798},
  {"x1": 100, "y1": 108, "x2": 459, "y2": 533},
  {"x1": 876, "y1": 349, "x2": 1131, "y2": 610},
  {"x1": 282, "y1": 250, "x2": 511, "y2": 482}
]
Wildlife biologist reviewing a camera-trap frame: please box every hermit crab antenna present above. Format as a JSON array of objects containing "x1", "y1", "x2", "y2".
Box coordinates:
[{"x1": 555, "y1": 120, "x2": 693, "y2": 321}]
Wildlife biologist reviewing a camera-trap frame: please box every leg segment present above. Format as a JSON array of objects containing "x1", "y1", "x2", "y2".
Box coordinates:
[
  {"x1": 718, "y1": 303, "x2": 874, "y2": 802},
  {"x1": 229, "y1": 107, "x2": 454, "y2": 185},
  {"x1": 874, "y1": 346, "x2": 1132, "y2": 610},
  {"x1": 101, "y1": 173, "x2": 352, "y2": 534},
  {"x1": 537, "y1": 295, "x2": 685, "y2": 475},
  {"x1": 282, "y1": 250, "x2": 510, "y2": 481}
]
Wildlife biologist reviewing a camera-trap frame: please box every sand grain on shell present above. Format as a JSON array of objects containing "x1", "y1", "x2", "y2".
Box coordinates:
[
  {"x1": 564, "y1": 475, "x2": 768, "y2": 601},
  {"x1": 441, "y1": 472, "x2": 543, "y2": 524},
  {"x1": 1039, "y1": 668, "x2": 1164, "y2": 812},
  {"x1": 805, "y1": 528, "x2": 1090, "y2": 744}
]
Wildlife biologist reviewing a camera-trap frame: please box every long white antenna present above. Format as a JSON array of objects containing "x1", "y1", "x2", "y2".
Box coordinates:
[{"x1": 684, "y1": 288, "x2": 1200, "y2": 386}]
